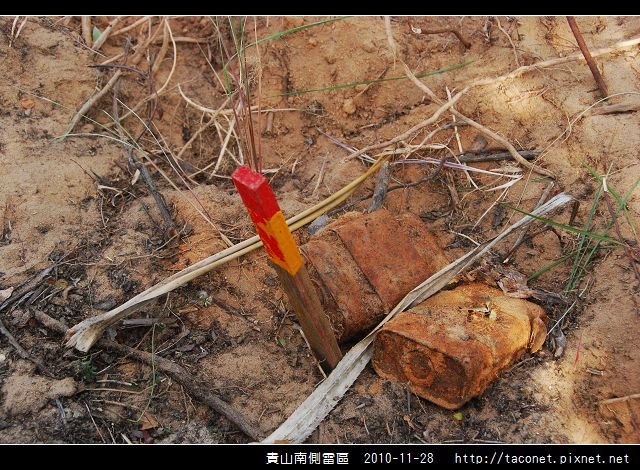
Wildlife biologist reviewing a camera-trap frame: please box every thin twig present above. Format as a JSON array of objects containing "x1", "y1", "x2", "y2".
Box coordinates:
[
  {"x1": 0, "y1": 319, "x2": 34, "y2": 363},
  {"x1": 503, "y1": 180, "x2": 555, "y2": 263},
  {"x1": 346, "y1": 90, "x2": 468, "y2": 161},
  {"x1": 419, "y1": 27, "x2": 471, "y2": 49},
  {"x1": 0, "y1": 266, "x2": 53, "y2": 312},
  {"x1": 566, "y1": 17, "x2": 609, "y2": 97},
  {"x1": 92, "y1": 17, "x2": 121, "y2": 51},
  {"x1": 467, "y1": 36, "x2": 640, "y2": 91},
  {"x1": 128, "y1": 149, "x2": 177, "y2": 240},
  {"x1": 111, "y1": 18, "x2": 177, "y2": 126},
  {"x1": 494, "y1": 17, "x2": 520, "y2": 67},
  {"x1": 81, "y1": 16, "x2": 92, "y2": 47},
  {"x1": 62, "y1": 70, "x2": 123, "y2": 137},
  {"x1": 64, "y1": 19, "x2": 165, "y2": 136},
  {"x1": 152, "y1": 19, "x2": 170, "y2": 75},
  {"x1": 600, "y1": 394, "x2": 640, "y2": 405},
  {"x1": 88, "y1": 63, "x2": 148, "y2": 78},
  {"x1": 110, "y1": 16, "x2": 153, "y2": 37}
]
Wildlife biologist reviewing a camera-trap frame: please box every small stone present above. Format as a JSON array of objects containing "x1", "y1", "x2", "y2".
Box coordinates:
[
  {"x1": 342, "y1": 98, "x2": 357, "y2": 115},
  {"x1": 354, "y1": 84, "x2": 368, "y2": 93},
  {"x1": 308, "y1": 37, "x2": 318, "y2": 47},
  {"x1": 325, "y1": 55, "x2": 336, "y2": 65},
  {"x1": 362, "y1": 40, "x2": 376, "y2": 53},
  {"x1": 0, "y1": 352, "x2": 6, "y2": 362}
]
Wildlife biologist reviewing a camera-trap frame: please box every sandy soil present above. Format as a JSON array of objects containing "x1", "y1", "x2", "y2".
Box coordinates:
[{"x1": 0, "y1": 16, "x2": 639, "y2": 444}]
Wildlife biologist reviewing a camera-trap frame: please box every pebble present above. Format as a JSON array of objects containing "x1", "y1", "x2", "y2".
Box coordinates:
[
  {"x1": 362, "y1": 40, "x2": 376, "y2": 53},
  {"x1": 0, "y1": 352, "x2": 6, "y2": 362},
  {"x1": 342, "y1": 98, "x2": 357, "y2": 115},
  {"x1": 308, "y1": 38, "x2": 318, "y2": 47}
]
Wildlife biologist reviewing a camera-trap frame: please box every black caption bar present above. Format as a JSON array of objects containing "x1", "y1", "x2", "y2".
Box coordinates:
[{"x1": 245, "y1": 444, "x2": 637, "y2": 466}]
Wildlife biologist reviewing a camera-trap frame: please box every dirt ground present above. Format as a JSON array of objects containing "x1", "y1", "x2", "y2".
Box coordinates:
[{"x1": 0, "y1": 16, "x2": 639, "y2": 444}]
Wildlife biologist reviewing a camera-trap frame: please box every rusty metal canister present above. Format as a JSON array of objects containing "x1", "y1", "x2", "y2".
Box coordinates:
[
  {"x1": 302, "y1": 209, "x2": 450, "y2": 342},
  {"x1": 372, "y1": 283, "x2": 548, "y2": 409}
]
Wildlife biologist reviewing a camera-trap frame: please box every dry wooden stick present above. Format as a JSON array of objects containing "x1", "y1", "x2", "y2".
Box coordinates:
[
  {"x1": 63, "y1": 70, "x2": 123, "y2": 136},
  {"x1": 32, "y1": 310, "x2": 262, "y2": 441},
  {"x1": 566, "y1": 17, "x2": 609, "y2": 98},
  {"x1": 152, "y1": 20, "x2": 170, "y2": 75},
  {"x1": 494, "y1": 17, "x2": 520, "y2": 67},
  {"x1": 346, "y1": 89, "x2": 468, "y2": 162},
  {"x1": 111, "y1": 18, "x2": 177, "y2": 127},
  {"x1": 81, "y1": 16, "x2": 92, "y2": 46},
  {"x1": 600, "y1": 393, "x2": 640, "y2": 405},
  {"x1": 503, "y1": 180, "x2": 555, "y2": 263},
  {"x1": 0, "y1": 266, "x2": 53, "y2": 312},
  {"x1": 92, "y1": 17, "x2": 121, "y2": 51},
  {"x1": 154, "y1": 36, "x2": 211, "y2": 44},
  {"x1": 419, "y1": 27, "x2": 471, "y2": 49},
  {"x1": 468, "y1": 36, "x2": 640, "y2": 91},
  {"x1": 128, "y1": 149, "x2": 177, "y2": 241},
  {"x1": 110, "y1": 16, "x2": 153, "y2": 37},
  {"x1": 0, "y1": 319, "x2": 33, "y2": 363}
]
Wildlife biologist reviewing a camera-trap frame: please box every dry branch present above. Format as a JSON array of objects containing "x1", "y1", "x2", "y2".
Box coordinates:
[
  {"x1": 81, "y1": 16, "x2": 92, "y2": 46},
  {"x1": 92, "y1": 17, "x2": 121, "y2": 51},
  {"x1": 566, "y1": 17, "x2": 608, "y2": 97},
  {"x1": 63, "y1": 19, "x2": 165, "y2": 136},
  {"x1": 384, "y1": 16, "x2": 553, "y2": 178},
  {"x1": 420, "y1": 28, "x2": 471, "y2": 49},
  {"x1": 33, "y1": 310, "x2": 262, "y2": 440}
]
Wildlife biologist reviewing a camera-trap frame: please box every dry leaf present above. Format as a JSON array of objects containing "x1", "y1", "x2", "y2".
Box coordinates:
[
  {"x1": 139, "y1": 412, "x2": 159, "y2": 430},
  {"x1": 403, "y1": 415, "x2": 418, "y2": 430},
  {"x1": 0, "y1": 286, "x2": 14, "y2": 303},
  {"x1": 20, "y1": 96, "x2": 35, "y2": 110}
]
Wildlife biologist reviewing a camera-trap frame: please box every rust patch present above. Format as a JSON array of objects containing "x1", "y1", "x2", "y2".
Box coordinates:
[
  {"x1": 335, "y1": 210, "x2": 431, "y2": 308},
  {"x1": 372, "y1": 283, "x2": 547, "y2": 409},
  {"x1": 303, "y1": 209, "x2": 449, "y2": 341},
  {"x1": 302, "y1": 232, "x2": 383, "y2": 341}
]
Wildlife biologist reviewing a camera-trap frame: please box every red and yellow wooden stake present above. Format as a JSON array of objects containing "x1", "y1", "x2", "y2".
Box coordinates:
[{"x1": 232, "y1": 166, "x2": 343, "y2": 372}]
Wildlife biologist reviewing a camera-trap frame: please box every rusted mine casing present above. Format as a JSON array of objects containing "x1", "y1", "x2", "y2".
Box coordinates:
[
  {"x1": 302, "y1": 209, "x2": 450, "y2": 342},
  {"x1": 372, "y1": 283, "x2": 548, "y2": 410}
]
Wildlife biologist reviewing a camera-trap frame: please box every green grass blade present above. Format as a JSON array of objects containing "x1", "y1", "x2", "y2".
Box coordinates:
[
  {"x1": 567, "y1": 182, "x2": 603, "y2": 291},
  {"x1": 506, "y1": 205, "x2": 622, "y2": 245},
  {"x1": 279, "y1": 61, "x2": 473, "y2": 97},
  {"x1": 528, "y1": 250, "x2": 579, "y2": 281},
  {"x1": 580, "y1": 159, "x2": 625, "y2": 206},
  {"x1": 572, "y1": 172, "x2": 640, "y2": 290},
  {"x1": 249, "y1": 16, "x2": 351, "y2": 48}
]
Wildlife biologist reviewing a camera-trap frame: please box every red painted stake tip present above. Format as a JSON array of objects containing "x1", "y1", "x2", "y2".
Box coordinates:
[{"x1": 232, "y1": 165, "x2": 281, "y2": 224}]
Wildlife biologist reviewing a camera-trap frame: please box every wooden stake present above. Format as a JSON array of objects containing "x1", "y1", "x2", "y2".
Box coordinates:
[
  {"x1": 232, "y1": 166, "x2": 342, "y2": 372},
  {"x1": 566, "y1": 17, "x2": 609, "y2": 98}
]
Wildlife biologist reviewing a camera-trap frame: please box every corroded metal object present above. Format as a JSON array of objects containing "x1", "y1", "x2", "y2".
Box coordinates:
[
  {"x1": 302, "y1": 209, "x2": 450, "y2": 342},
  {"x1": 372, "y1": 283, "x2": 548, "y2": 409}
]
